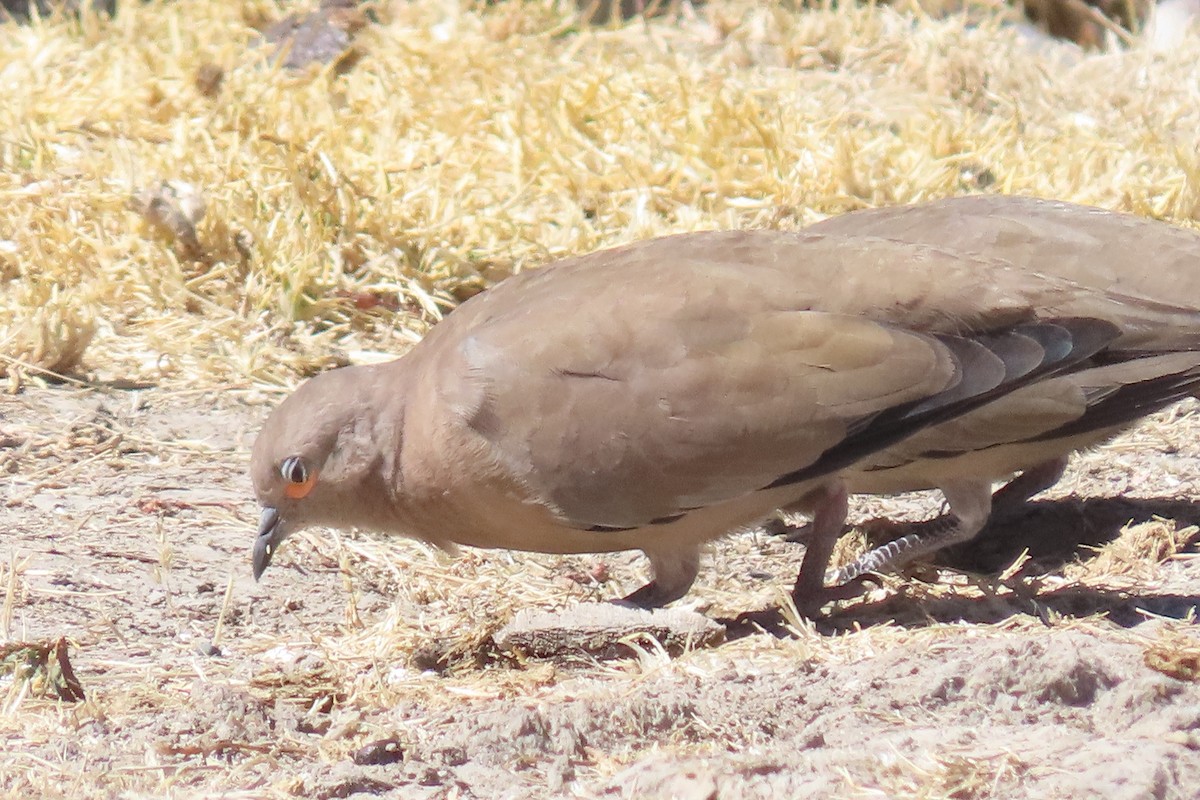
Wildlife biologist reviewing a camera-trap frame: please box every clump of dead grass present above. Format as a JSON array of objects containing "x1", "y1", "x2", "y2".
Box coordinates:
[
  {"x1": 1064, "y1": 519, "x2": 1200, "y2": 583},
  {"x1": 1143, "y1": 625, "x2": 1200, "y2": 681},
  {"x1": 0, "y1": 638, "x2": 86, "y2": 705}
]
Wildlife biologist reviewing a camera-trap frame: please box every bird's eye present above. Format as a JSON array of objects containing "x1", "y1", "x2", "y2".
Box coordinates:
[
  {"x1": 279, "y1": 456, "x2": 316, "y2": 499},
  {"x1": 280, "y1": 456, "x2": 308, "y2": 484}
]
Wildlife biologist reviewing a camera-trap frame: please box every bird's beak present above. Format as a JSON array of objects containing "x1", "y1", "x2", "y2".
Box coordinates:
[{"x1": 252, "y1": 506, "x2": 284, "y2": 580}]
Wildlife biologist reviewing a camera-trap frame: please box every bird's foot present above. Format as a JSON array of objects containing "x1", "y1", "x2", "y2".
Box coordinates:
[
  {"x1": 614, "y1": 580, "x2": 674, "y2": 611},
  {"x1": 790, "y1": 573, "x2": 883, "y2": 617}
]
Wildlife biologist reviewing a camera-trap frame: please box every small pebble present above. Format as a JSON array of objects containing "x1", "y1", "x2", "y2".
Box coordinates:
[
  {"x1": 196, "y1": 642, "x2": 221, "y2": 657},
  {"x1": 352, "y1": 737, "x2": 405, "y2": 766}
]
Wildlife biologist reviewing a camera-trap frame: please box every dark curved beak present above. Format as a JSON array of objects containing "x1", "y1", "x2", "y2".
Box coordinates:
[{"x1": 252, "y1": 506, "x2": 283, "y2": 581}]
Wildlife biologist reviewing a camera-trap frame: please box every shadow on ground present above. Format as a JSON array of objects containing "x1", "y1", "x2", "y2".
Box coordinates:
[{"x1": 727, "y1": 496, "x2": 1200, "y2": 639}]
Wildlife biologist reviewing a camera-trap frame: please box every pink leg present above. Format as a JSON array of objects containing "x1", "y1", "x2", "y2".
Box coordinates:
[{"x1": 790, "y1": 481, "x2": 863, "y2": 613}]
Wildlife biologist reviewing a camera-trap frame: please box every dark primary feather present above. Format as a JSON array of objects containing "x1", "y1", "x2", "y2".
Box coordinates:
[{"x1": 765, "y1": 318, "x2": 1120, "y2": 488}]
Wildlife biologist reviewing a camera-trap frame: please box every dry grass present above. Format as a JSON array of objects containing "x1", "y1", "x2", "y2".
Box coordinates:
[
  {"x1": 3, "y1": 0, "x2": 1200, "y2": 388},
  {"x1": 4, "y1": 1, "x2": 1200, "y2": 797}
]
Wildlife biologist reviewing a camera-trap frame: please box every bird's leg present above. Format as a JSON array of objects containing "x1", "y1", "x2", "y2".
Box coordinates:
[
  {"x1": 830, "y1": 480, "x2": 994, "y2": 586},
  {"x1": 619, "y1": 544, "x2": 702, "y2": 609},
  {"x1": 766, "y1": 457, "x2": 1068, "y2": 546},
  {"x1": 988, "y1": 456, "x2": 1068, "y2": 522},
  {"x1": 789, "y1": 481, "x2": 873, "y2": 613}
]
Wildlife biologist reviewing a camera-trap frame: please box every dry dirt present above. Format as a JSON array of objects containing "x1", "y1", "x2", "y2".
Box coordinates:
[
  {"x1": 5, "y1": 0, "x2": 1200, "y2": 797},
  {"x1": 1, "y1": 383, "x2": 1199, "y2": 799}
]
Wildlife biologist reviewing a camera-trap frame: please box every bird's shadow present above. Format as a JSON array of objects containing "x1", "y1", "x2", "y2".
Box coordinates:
[
  {"x1": 721, "y1": 495, "x2": 1200, "y2": 640},
  {"x1": 935, "y1": 494, "x2": 1200, "y2": 574}
]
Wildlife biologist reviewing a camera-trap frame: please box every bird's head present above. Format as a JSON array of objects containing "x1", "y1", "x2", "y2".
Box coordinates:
[{"x1": 249, "y1": 364, "x2": 396, "y2": 579}]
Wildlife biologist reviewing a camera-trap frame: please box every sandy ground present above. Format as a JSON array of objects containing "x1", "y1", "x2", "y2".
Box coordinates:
[
  {"x1": 4, "y1": 0, "x2": 1200, "y2": 797},
  {"x1": 2, "y1": 383, "x2": 1199, "y2": 799}
]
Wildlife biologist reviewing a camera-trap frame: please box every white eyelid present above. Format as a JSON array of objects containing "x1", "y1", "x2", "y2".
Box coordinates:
[{"x1": 280, "y1": 456, "x2": 308, "y2": 483}]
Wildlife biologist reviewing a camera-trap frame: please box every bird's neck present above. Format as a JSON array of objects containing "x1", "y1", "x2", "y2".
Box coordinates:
[{"x1": 386, "y1": 348, "x2": 524, "y2": 547}]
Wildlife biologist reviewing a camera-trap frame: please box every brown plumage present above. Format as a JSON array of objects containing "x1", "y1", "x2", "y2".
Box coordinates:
[
  {"x1": 249, "y1": 224, "x2": 1200, "y2": 610},
  {"x1": 806, "y1": 195, "x2": 1200, "y2": 588}
]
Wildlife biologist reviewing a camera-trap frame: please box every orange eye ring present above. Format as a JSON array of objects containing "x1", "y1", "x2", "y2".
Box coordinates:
[{"x1": 284, "y1": 475, "x2": 317, "y2": 499}]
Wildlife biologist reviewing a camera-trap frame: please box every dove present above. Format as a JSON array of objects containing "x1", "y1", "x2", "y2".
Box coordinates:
[
  {"x1": 248, "y1": 226, "x2": 1198, "y2": 610},
  {"x1": 803, "y1": 195, "x2": 1200, "y2": 589}
]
